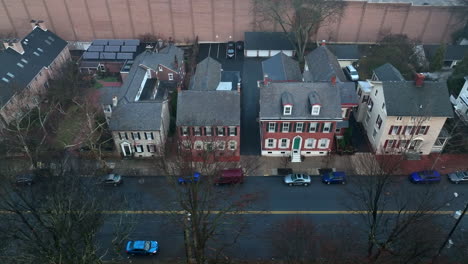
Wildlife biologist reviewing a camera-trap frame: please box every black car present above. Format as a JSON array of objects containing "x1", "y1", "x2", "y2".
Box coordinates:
[
  {"x1": 236, "y1": 41, "x2": 244, "y2": 51},
  {"x1": 226, "y1": 41, "x2": 235, "y2": 58},
  {"x1": 15, "y1": 173, "x2": 35, "y2": 186}
]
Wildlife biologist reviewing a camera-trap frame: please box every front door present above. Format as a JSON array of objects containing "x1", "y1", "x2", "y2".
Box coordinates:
[
  {"x1": 121, "y1": 143, "x2": 132, "y2": 157},
  {"x1": 292, "y1": 137, "x2": 301, "y2": 154}
]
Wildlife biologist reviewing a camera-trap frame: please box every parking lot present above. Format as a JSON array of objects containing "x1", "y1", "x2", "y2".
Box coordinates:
[{"x1": 197, "y1": 42, "x2": 244, "y2": 71}]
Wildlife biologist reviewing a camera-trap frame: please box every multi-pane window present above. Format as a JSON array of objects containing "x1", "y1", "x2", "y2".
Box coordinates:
[
  {"x1": 309, "y1": 122, "x2": 318, "y2": 132},
  {"x1": 228, "y1": 140, "x2": 237, "y2": 150},
  {"x1": 217, "y1": 126, "x2": 225, "y2": 136},
  {"x1": 194, "y1": 127, "x2": 201, "y2": 136},
  {"x1": 119, "y1": 132, "x2": 128, "y2": 140},
  {"x1": 386, "y1": 140, "x2": 396, "y2": 148},
  {"x1": 405, "y1": 126, "x2": 414, "y2": 135},
  {"x1": 194, "y1": 141, "x2": 203, "y2": 150},
  {"x1": 399, "y1": 140, "x2": 408, "y2": 148},
  {"x1": 418, "y1": 126, "x2": 429, "y2": 135},
  {"x1": 266, "y1": 139, "x2": 275, "y2": 148},
  {"x1": 229, "y1": 126, "x2": 237, "y2": 136},
  {"x1": 182, "y1": 140, "x2": 191, "y2": 149},
  {"x1": 181, "y1": 127, "x2": 189, "y2": 136},
  {"x1": 305, "y1": 138, "x2": 316, "y2": 149},
  {"x1": 279, "y1": 138, "x2": 289, "y2": 148},
  {"x1": 282, "y1": 123, "x2": 290, "y2": 133},
  {"x1": 268, "y1": 122, "x2": 276, "y2": 133},
  {"x1": 368, "y1": 98, "x2": 374, "y2": 112},
  {"x1": 296, "y1": 123, "x2": 304, "y2": 132},
  {"x1": 318, "y1": 139, "x2": 329, "y2": 149},
  {"x1": 135, "y1": 145, "x2": 144, "y2": 153},
  {"x1": 323, "y1": 122, "x2": 331, "y2": 133},
  {"x1": 204, "y1": 142, "x2": 214, "y2": 151},
  {"x1": 147, "y1": 144, "x2": 156, "y2": 152},
  {"x1": 312, "y1": 105, "x2": 320, "y2": 115},
  {"x1": 390, "y1": 126, "x2": 400, "y2": 135},
  {"x1": 284, "y1": 106, "x2": 292, "y2": 115},
  {"x1": 217, "y1": 141, "x2": 225, "y2": 150},
  {"x1": 205, "y1": 126, "x2": 212, "y2": 136},
  {"x1": 168, "y1": 73, "x2": 174, "y2": 80},
  {"x1": 145, "y1": 132, "x2": 154, "y2": 140},
  {"x1": 132, "y1": 132, "x2": 141, "y2": 140},
  {"x1": 376, "y1": 115, "x2": 382, "y2": 129}
]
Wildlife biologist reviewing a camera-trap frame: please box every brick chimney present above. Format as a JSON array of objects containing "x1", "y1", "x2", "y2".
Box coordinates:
[
  {"x1": 414, "y1": 73, "x2": 425, "y2": 87},
  {"x1": 3, "y1": 39, "x2": 24, "y2": 54},
  {"x1": 321, "y1": 40, "x2": 326, "y2": 46},
  {"x1": 30, "y1": 19, "x2": 47, "y2": 31},
  {"x1": 331, "y1": 75, "x2": 336, "y2": 85},
  {"x1": 263, "y1": 74, "x2": 270, "y2": 85},
  {"x1": 112, "y1": 96, "x2": 118, "y2": 107}
]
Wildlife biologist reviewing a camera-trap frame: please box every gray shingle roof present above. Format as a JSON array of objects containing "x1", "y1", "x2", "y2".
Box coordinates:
[
  {"x1": 303, "y1": 46, "x2": 347, "y2": 82},
  {"x1": 141, "y1": 45, "x2": 184, "y2": 71},
  {"x1": 423, "y1": 45, "x2": 468, "y2": 61},
  {"x1": 108, "y1": 50, "x2": 177, "y2": 131},
  {"x1": 373, "y1": 63, "x2": 405, "y2": 81},
  {"x1": 244, "y1": 32, "x2": 294, "y2": 50},
  {"x1": 326, "y1": 44, "x2": 361, "y2": 60},
  {"x1": 176, "y1": 90, "x2": 240, "y2": 126},
  {"x1": 262, "y1": 52, "x2": 302, "y2": 82},
  {"x1": 340, "y1": 82, "x2": 359, "y2": 105},
  {"x1": 382, "y1": 81, "x2": 453, "y2": 117},
  {"x1": 0, "y1": 27, "x2": 68, "y2": 107},
  {"x1": 259, "y1": 82, "x2": 342, "y2": 120},
  {"x1": 189, "y1": 57, "x2": 221, "y2": 90}
]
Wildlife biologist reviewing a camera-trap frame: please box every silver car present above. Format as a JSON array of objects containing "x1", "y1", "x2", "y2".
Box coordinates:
[
  {"x1": 448, "y1": 171, "x2": 468, "y2": 184},
  {"x1": 101, "y1": 173, "x2": 123, "y2": 186},
  {"x1": 284, "y1": 174, "x2": 311, "y2": 186}
]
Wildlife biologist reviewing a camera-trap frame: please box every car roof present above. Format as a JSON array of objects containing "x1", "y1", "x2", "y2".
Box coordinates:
[{"x1": 131, "y1": 240, "x2": 147, "y2": 249}]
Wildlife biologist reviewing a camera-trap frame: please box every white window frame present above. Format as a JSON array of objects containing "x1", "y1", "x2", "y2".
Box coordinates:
[
  {"x1": 391, "y1": 126, "x2": 400, "y2": 135},
  {"x1": 168, "y1": 73, "x2": 174, "y2": 80},
  {"x1": 204, "y1": 142, "x2": 214, "y2": 151},
  {"x1": 305, "y1": 138, "x2": 316, "y2": 149},
  {"x1": 279, "y1": 138, "x2": 289, "y2": 149},
  {"x1": 182, "y1": 140, "x2": 192, "y2": 149},
  {"x1": 311, "y1": 105, "x2": 320, "y2": 116},
  {"x1": 145, "y1": 132, "x2": 154, "y2": 140},
  {"x1": 296, "y1": 122, "x2": 304, "y2": 133},
  {"x1": 147, "y1": 144, "x2": 156, "y2": 153},
  {"x1": 194, "y1": 140, "x2": 203, "y2": 150},
  {"x1": 283, "y1": 105, "x2": 292, "y2": 115},
  {"x1": 282, "y1": 122, "x2": 290, "y2": 133},
  {"x1": 229, "y1": 126, "x2": 237, "y2": 136},
  {"x1": 323, "y1": 122, "x2": 331, "y2": 133},
  {"x1": 266, "y1": 138, "x2": 276, "y2": 148},
  {"x1": 181, "y1": 127, "x2": 189, "y2": 136},
  {"x1": 387, "y1": 140, "x2": 395, "y2": 148},
  {"x1": 205, "y1": 126, "x2": 212, "y2": 136},
  {"x1": 318, "y1": 139, "x2": 329, "y2": 149},
  {"x1": 119, "y1": 132, "x2": 128, "y2": 140},
  {"x1": 309, "y1": 122, "x2": 317, "y2": 133},
  {"x1": 158, "y1": 66, "x2": 163, "y2": 71},
  {"x1": 135, "y1": 145, "x2": 144, "y2": 153},
  {"x1": 405, "y1": 126, "x2": 414, "y2": 135},
  {"x1": 217, "y1": 141, "x2": 225, "y2": 150},
  {"x1": 194, "y1": 126, "x2": 201, "y2": 136},
  {"x1": 418, "y1": 126, "x2": 428, "y2": 135},
  {"x1": 132, "y1": 132, "x2": 141, "y2": 140},
  {"x1": 217, "y1": 126, "x2": 225, "y2": 136},
  {"x1": 268, "y1": 122, "x2": 276, "y2": 133},
  {"x1": 228, "y1": 140, "x2": 237, "y2": 150}
]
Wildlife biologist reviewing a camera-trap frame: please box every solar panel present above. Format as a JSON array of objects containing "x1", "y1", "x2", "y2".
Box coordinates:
[
  {"x1": 121, "y1": 46, "x2": 137, "y2": 52},
  {"x1": 105, "y1": 46, "x2": 120, "y2": 52},
  {"x1": 92, "y1": 39, "x2": 108, "y2": 45},
  {"x1": 108, "y1": 40, "x2": 124, "y2": 46},
  {"x1": 100, "y1": 52, "x2": 116, "y2": 59},
  {"x1": 117, "y1": 53, "x2": 133, "y2": 60},
  {"x1": 124, "y1": 39, "x2": 140, "y2": 46},
  {"x1": 83, "y1": 52, "x2": 100, "y2": 59},
  {"x1": 88, "y1": 45, "x2": 104, "y2": 52}
]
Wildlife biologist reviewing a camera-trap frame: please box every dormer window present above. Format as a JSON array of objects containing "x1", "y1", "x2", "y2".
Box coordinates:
[
  {"x1": 311, "y1": 105, "x2": 321, "y2": 115},
  {"x1": 283, "y1": 105, "x2": 292, "y2": 115}
]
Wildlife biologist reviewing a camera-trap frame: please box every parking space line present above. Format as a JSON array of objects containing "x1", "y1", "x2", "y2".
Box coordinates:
[
  {"x1": 217, "y1": 43, "x2": 220, "y2": 58},
  {"x1": 208, "y1": 43, "x2": 211, "y2": 57}
]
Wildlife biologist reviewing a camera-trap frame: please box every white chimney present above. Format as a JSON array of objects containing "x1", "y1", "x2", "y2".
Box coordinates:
[
  {"x1": 112, "y1": 96, "x2": 118, "y2": 107},
  {"x1": 30, "y1": 19, "x2": 47, "y2": 31},
  {"x1": 3, "y1": 39, "x2": 24, "y2": 54}
]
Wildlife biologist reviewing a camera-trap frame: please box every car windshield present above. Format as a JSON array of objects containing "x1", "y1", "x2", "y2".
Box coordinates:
[
  {"x1": 228, "y1": 49, "x2": 234, "y2": 53},
  {"x1": 350, "y1": 70, "x2": 357, "y2": 75},
  {"x1": 144, "y1": 241, "x2": 151, "y2": 250}
]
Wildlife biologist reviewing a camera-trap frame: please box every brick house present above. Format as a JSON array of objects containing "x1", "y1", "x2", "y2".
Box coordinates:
[
  {"x1": 176, "y1": 57, "x2": 241, "y2": 161},
  {"x1": 104, "y1": 45, "x2": 184, "y2": 158},
  {"x1": 0, "y1": 20, "x2": 70, "y2": 128},
  {"x1": 355, "y1": 64, "x2": 453, "y2": 155}
]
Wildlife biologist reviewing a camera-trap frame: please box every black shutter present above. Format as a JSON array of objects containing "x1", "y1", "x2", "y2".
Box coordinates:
[
  {"x1": 280, "y1": 123, "x2": 283, "y2": 132},
  {"x1": 131, "y1": 133, "x2": 135, "y2": 140},
  {"x1": 203, "y1": 127, "x2": 206, "y2": 136},
  {"x1": 125, "y1": 133, "x2": 128, "y2": 140},
  {"x1": 118, "y1": 133, "x2": 122, "y2": 140},
  {"x1": 330, "y1": 123, "x2": 334, "y2": 133},
  {"x1": 234, "y1": 127, "x2": 238, "y2": 136},
  {"x1": 265, "y1": 123, "x2": 269, "y2": 133},
  {"x1": 275, "y1": 122, "x2": 279, "y2": 132},
  {"x1": 292, "y1": 123, "x2": 296, "y2": 132}
]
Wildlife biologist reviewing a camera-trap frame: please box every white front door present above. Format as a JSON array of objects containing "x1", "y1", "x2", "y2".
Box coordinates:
[{"x1": 121, "y1": 142, "x2": 132, "y2": 156}]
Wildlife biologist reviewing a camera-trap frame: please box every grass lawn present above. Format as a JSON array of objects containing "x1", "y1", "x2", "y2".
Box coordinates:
[
  {"x1": 53, "y1": 105, "x2": 85, "y2": 149},
  {"x1": 97, "y1": 76, "x2": 119, "y2": 82},
  {"x1": 93, "y1": 81, "x2": 103, "y2": 89}
]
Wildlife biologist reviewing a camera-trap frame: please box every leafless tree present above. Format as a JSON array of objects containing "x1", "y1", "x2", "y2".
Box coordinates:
[
  {"x1": 154, "y1": 131, "x2": 262, "y2": 264},
  {"x1": 252, "y1": 0, "x2": 346, "y2": 66}
]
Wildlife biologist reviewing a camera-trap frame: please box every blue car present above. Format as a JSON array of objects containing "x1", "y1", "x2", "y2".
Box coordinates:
[
  {"x1": 409, "y1": 170, "x2": 441, "y2": 183},
  {"x1": 321, "y1": 171, "x2": 346, "y2": 184},
  {"x1": 178, "y1": 172, "x2": 200, "y2": 184},
  {"x1": 126, "y1": 240, "x2": 158, "y2": 255}
]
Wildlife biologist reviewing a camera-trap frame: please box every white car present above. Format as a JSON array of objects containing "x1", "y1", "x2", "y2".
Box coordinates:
[{"x1": 344, "y1": 65, "x2": 359, "y2": 81}]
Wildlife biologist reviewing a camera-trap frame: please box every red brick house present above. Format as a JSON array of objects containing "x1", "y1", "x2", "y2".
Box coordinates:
[{"x1": 176, "y1": 57, "x2": 241, "y2": 162}]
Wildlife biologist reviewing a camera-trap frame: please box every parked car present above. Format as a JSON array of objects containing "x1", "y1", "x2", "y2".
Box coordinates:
[
  {"x1": 409, "y1": 170, "x2": 441, "y2": 183},
  {"x1": 100, "y1": 173, "x2": 123, "y2": 186},
  {"x1": 126, "y1": 240, "x2": 159, "y2": 256},
  {"x1": 344, "y1": 65, "x2": 359, "y2": 81},
  {"x1": 448, "y1": 171, "x2": 468, "y2": 184},
  {"x1": 226, "y1": 41, "x2": 235, "y2": 58},
  {"x1": 321, "y1": 170, "x2": 346, "y2": 184},
  {"x1": 178, "y1": 172, "x2": 200, "y2": 184},
  {"x1": 15, "y1": 173, "x2": 35, "y2": 186},
  {"x1": 284, "y1": 174, "x2": 311, "y2": 186},
  {"x1": 236, "y1": 41, "x2": 244, "y2": 51},
  {"x1": 214, "y1": 168, "x2": 244, "y2": 185}
]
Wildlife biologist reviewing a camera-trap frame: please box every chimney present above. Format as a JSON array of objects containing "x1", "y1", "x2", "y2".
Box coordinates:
[
  {"x1": 174, "y1": 55, "x2": 179, "y2": 69},
  {"x1": 237, "y1": 82, "x2": 241, "y2": 93},
  {"x1": 112, "y1": 96, "x2": 118, "y2": 107},
  {"x1": 157, "y1": 38, "x2": 164, "y2": 49},
  {"x1": 3, "y1": 39, "x2": 24, "y2": 54},
  {"x1": 145, "y1": 44, "x2": 154, "y2": 52},
  {"x1": 331, "y1": 75, "x2": 336, "y2": 85},
  {"x1": 263, "y1": 74, "x2": 269, "y2": 85},
  {"x1": 321, "y1": 40, "x2": 326, "y2": 46},
  {"x1": 30, "y1": 19, "x2": 47, "y2": 31},
  {"x1": 414, "y1": 73, "x2": 425, "y2": 87}
]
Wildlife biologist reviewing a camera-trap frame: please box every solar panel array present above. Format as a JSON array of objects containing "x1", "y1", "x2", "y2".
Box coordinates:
[{"x1": 83, "y1": 39, "x2": 140, "y2": 61}]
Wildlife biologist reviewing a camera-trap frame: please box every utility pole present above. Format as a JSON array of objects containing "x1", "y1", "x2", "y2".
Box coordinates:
[{"x1": 433, "y1": 201, "x2": 468, "y2": 263}]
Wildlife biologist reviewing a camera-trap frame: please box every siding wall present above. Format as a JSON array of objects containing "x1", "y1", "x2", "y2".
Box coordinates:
[{"x1": 0, "y1": 0, "x2": 461, "y2": 44}]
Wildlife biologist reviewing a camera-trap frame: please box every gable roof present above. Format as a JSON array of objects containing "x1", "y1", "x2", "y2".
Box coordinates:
[
  {"x1": 190, "y1": 57, "x2": 222, "y2": 90},
  {"x1": 176, "y1": 90, "x2": 240, "y2": 126},
  {"x1": 262, "y1": 52, "x2": 302, "y2": 82},
  {"x1": 382, "y1": 81, "x2": 453, "y2": 117},
  {"x1": 259, "y1": 82, "x2": 342, "y2": 120},
  {"x1": 326, "y1": 44, "x2": 361, "y2": 60},
  {"x1": 340, "y1": 82, "x2": 359, "y2": 105},
  {"x1": 373, "y1": 63, "x2": 405, "y2": 81},
  {"x1": 0, "y1": 27, "x2": 68, "y2": 107},
  {"x1": 303, "y1": 46, "x2": 347, "y2": 82},
  {"x1": 141, "y1": 45, "x2": 184, "y2": 71},
  {"x1": 244, "y1": 32, "x2": 294, "y2": 50},
  {"x1": 423, "y1": 45, "x2": 468, "y2": 61}
]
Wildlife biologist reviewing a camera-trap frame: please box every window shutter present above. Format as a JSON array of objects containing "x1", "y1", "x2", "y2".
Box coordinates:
[
  {"x1": 411, "y1": 126, "x2": 416, "y2": 135},
  {"x1": 319, "y1": 123, "x2": 324, "y2": 132},
  {"x1": 424, "y1": 126, "x2": 429, "y2": 135},
  {"x1": 223, "y1": 127, "x2": 226, "y2": 135},
  {"x1": 119, "y1": 133, "x2": 122, "y2": 140},
  {"x1": 396, "y1": 140, "x2": 401, "y2": 148},
  {"x1": 383, "y1": 140, "x2": 388, "y2": 148},
  {"x1": 292, "y1": 123, "x2": 296, "y2": 132},
  {"x1": 203, "y1": 127, "x2": 206, "y2": 136},
  {"x1": 234, "y1": 127, "x2": 238, "y2": 136},
  {"x1": 192, "y1": 127, "x2": 196, "y2": 136},
  {"x1": 388, "y1": 126, "x2": 393, "y2": 135},
  {"x1": 131, "y1": 133, "x2": 135, "y2": 140},
  {"x1": 392, "y1": 140, "x2": 397, "y2": 148},
  {"x1": 275, "y1": 123, "x2": 279, "y2": 132},
  {"x1": 329, "y1": 123, "x2": 334, "y2": 133},
  {"x1": 280, "y1": 123, "x2": 284, "y2": 132},
  {"x1": 415, "y1": 126, "x2": 421, "y2": 135},
  {"x1": 179, "y1": 127, "x2": 183, "y2": 136},
  {"x1": 397, "y1": 126, "x2": 402, "y2": 135},
  {"x1": 265, "y1": 123, "x2": 269, "y2": 133}
]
